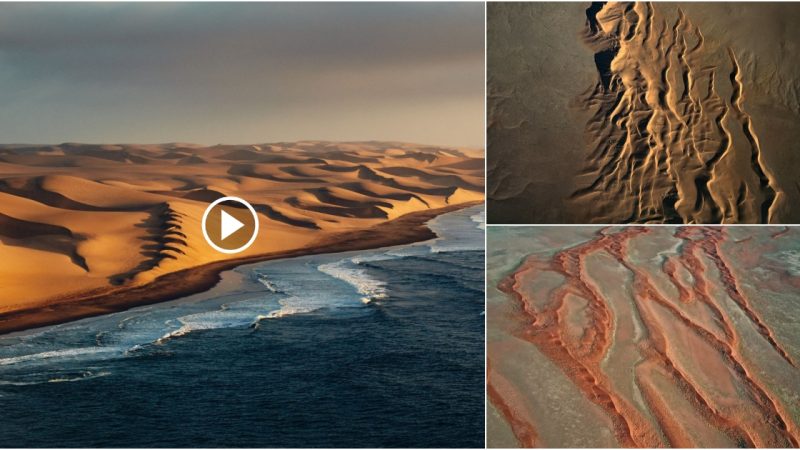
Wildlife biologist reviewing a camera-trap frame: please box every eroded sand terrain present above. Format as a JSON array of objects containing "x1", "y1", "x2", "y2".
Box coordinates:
[
  {"x1": 488, "y1": 226, "x2": 800, "y2": 447},
  {"x1": 488, "y1": 2, "x2": 800, "y2": 224},
  {"x1": 0, "y1": 141, "x2": 483, "y2": 328}
]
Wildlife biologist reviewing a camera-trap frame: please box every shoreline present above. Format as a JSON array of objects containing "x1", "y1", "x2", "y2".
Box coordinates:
[{"x1": 0, "y1": 201, "x2": 482, "y2": 335}]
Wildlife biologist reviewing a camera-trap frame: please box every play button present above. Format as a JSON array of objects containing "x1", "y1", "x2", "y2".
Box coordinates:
[
  {"x1": 220, "y1": 209, "x2": 244, "y2": 241},
  {"x1": 202, "y1": 196, "x2": 259, "y2": 254}
]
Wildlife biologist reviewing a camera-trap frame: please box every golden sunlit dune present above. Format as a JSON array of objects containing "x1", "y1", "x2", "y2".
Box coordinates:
[
  {"x1": 574, "y1": 2, "x2": 780, "y2": 224},
  {"x1": 0, "y1": 141, "x2": 483, "y2": 332}
]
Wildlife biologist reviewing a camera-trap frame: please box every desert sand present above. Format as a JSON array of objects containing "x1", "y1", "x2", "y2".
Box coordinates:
[
  {"x1": 0, "y1": 141, "x2": 483, "y2": 333},
  {"x1": 488, "y1": 2, "x2": 800, "y2": 224},
  {"x1": 487, "y1": 226, "x2": 800, "y2": 447}
]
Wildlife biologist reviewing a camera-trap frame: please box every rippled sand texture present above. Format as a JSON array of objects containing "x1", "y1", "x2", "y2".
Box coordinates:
[
  {"x1": 577, "y1": 2, "x2": 780, "y2": 223},
  {"x1": 487, "y1": 226, "x2": 800, "y2": 447},
  {"x1": 487, "y1": 2, "x2": 800, "y2": 224}
]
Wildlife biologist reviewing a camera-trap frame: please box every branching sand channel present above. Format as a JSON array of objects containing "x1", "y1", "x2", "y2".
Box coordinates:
[
  {"x1": 487, "y1": 226, "x2": 800, "y2": 447},
  {"x1": 573, "y1": 2, "x2": 782, "y2": 224}
]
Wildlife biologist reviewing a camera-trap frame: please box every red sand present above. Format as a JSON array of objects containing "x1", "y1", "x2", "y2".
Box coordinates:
[{"x1": 489, "y1": 226, "x2": 800, "y2": 447}]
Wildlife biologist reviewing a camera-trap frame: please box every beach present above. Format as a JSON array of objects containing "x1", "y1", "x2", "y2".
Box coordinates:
[
  {"x1": 0, "y1": 3, "x2": 487, "y2": 448},
  {"x1": 0, "y1": 141, "x2": 483, "y2": 334},
  {"x1": 0, "y1": 201, "x2": 480, "y2": 334},
  {"x1": 0, "y1": 204, "x2": 485, "y2": 447}
]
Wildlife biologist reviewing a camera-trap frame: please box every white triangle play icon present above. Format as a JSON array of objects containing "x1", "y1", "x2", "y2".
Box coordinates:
[{"x1": 220, "y1": 209, "x2": 245, "y2": 240}]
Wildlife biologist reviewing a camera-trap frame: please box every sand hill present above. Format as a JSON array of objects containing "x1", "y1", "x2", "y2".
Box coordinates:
[{"x1": 0, "y1": 141, "x2": 483, "y2": 327}]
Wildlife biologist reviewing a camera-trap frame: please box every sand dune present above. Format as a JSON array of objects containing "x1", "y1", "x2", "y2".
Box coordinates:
[
  {"x1": 0, "y1": 141, "x2": 483, "y2": 326},
  {"x1": 574, "y1": 2, "x2": 779, "y2": 223},
  {"x1": 488, "y1": 2, "x2": 800, "y2": 224},
  {"x1": 487, "y1": 226, "x2": 800, "y2": 447}
]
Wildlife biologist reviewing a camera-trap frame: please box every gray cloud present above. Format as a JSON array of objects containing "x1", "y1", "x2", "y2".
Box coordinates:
[{"x1": 0, "y1": 2, "x2": 484, "y2": 147}]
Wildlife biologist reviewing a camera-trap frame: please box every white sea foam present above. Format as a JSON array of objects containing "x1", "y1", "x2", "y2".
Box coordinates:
[
  {"x1": 426, "y1": 205, "x2": 484, "y2": 253},
  {"x1": 318, "y1": 258, "x2": 387, "y2": 302},
  {"x1": 0, "y1": 347, "x2": 120, "y2": 367},
  {"x1": 48, "y1": 371, "x2": 111, "y2": 383},
  {"x1": 0, "y1": 370, "x2": 110, "y2": 386},
  {"x1": 349, "y1": 253, "x2": 395, "y2": 264},
  {"x1": 470, "y1": 209, "x2": 486, "y2": 230},
  {"x1": 154, "y1": 327, "x2": 192, "y2": 345},
  {"x1": 254, "y1": 298, "x2": 318, "y2": 321},
  {"x1": 152, "y1": 295, "x2": 285, "y2": 343},
  {"x1": 0, "y1": 379, "x2": 40, "y2": 386},
  {"x1": 256, "y1": 274, "x2": 281, "y2": 293},
  {"x1": 0, "y1": 204, "x2": 482, "y2": 377},
  {"x1": 429, "y1": 243, "x2": 483, "y2": 253},
  {"x1": 155, "y1": 312, "x2": 244, "y2": 343}
]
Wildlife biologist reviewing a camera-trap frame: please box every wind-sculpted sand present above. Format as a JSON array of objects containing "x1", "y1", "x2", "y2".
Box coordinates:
[
  {"x1": 576, "y1": 2, "x2": 779, "y2": 223},
  {"x1": 0, "y1": 141, "x2": 483, "y2": 332},
  {"x1": 487, "y1": 226, "x2": 800, "y2": 447},
  {"x1": 488, "y1": 2, "x2": 800, "y2": 224}
]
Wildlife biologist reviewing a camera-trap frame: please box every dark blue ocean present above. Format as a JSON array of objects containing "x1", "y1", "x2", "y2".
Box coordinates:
[{"x1": 0, "y1": 205, "x2": 484, "y2": 448}]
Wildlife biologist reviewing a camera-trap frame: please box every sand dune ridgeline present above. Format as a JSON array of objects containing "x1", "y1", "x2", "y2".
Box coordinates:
[
  {"x1": 0, "y1": 141, "x2": 483, "y2": 324},
  {"x1": 573, "y1": 2, "x2": 782, "y2": 224},
  {"x1": 487, "y1": 2, "x2": 800, "y2": 224}
]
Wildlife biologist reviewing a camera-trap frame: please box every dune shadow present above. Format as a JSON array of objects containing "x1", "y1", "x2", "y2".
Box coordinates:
[{"x1": 109, "y1": 203, "x2": 187, "y2": 285}]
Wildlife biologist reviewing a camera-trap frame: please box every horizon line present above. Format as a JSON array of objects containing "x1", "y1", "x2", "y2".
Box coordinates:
[{"x1": 0, "y1": 139, "x2": 485, "y2": 151}]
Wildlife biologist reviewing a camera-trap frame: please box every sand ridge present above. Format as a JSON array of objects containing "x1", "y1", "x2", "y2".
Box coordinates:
[
  {"x1": 489, "y1": 226, "x2": 800, "y2": 448},
  {"x1": 487, "y1": 2, "x2": 800, "y2": 224},
  {"x1": 0, "y1": 141, "x2": 483, "y2": 322},
  {"x1": 573, "y1": 2, "x2": 781, "y2": 224}
]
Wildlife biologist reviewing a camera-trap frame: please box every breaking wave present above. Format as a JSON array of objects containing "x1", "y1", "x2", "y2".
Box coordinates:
[
  {"x1": 0, "y1": 204, "x2": 484, "y2": 383},
  {"x1": 470, "y1": 209, "x2": 486, "y2": 230},
  {"x1": 318, "y1": 257, "x2": 388, "y2": 304},
  {"x1": 0, "y1": 370, "x2": 111, "y2": 386},
  {"x1": 0, "y1": 347, "x2": 121, "y2": 367}
]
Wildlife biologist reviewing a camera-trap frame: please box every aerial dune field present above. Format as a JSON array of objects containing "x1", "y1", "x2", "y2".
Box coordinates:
[
  {"x1": 488, "y1": 2, "x2": 800, "y2": 224},
  {"x1": 0, "y1": 141, "x2": 483, "y2": 332},
  {"x1": 487, "y1": 226, "x2": 800, "y2": 448}
]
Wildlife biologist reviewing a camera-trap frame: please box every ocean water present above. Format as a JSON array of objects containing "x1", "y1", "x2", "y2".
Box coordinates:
[{"x1": 0, "y1": 205, "x2": 485, "y2": 448}]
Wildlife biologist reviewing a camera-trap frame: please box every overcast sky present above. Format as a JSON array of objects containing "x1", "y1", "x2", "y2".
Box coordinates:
[{"x1": 0, "y1": 3, "x2": 484, "y2": 147}]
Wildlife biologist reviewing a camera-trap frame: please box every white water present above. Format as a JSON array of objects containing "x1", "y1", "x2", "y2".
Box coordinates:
[
  {"x1": 318, "y1": 257, "x2": 388, "y2": 304},
  {"x1": 0, "y1": 205, "x2": 484, "y2": 382}
]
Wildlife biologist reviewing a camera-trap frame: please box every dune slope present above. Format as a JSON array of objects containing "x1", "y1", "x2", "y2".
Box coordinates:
[
  {"x1": 0, "y1": 141, "x2": 483, "y2": 326},
  {"x1": 487, "y1": 2, "x2": 800, "y2": 224}
]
